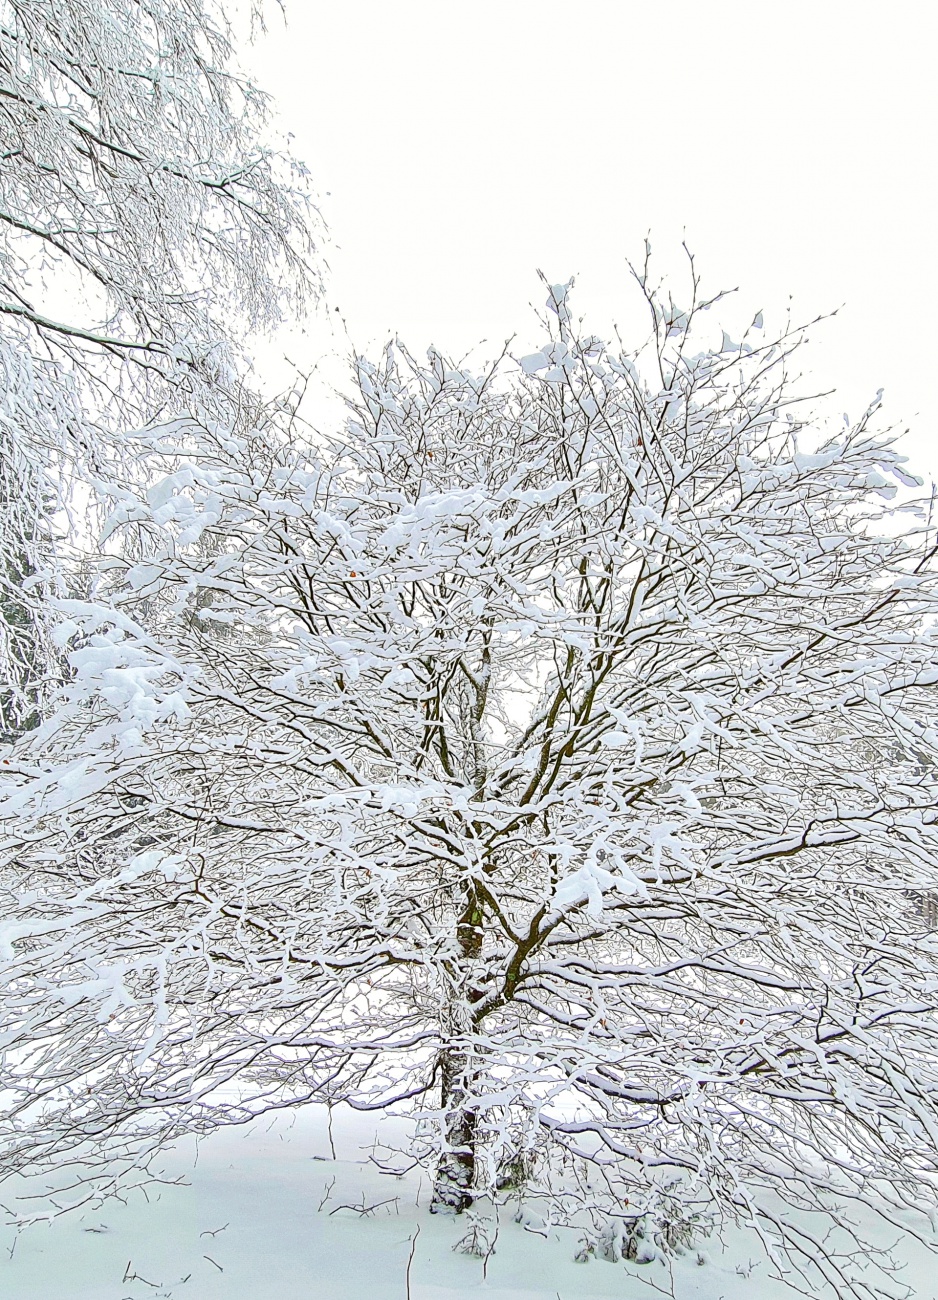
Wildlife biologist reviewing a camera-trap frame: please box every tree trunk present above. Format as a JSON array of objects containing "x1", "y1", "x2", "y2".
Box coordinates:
[
  {"x1": 430, "y1": 870, "x2": 487, "y2": 1213},
  {"x1": 431, "y1": 1045, "x2": 479, "y2": 1212}
]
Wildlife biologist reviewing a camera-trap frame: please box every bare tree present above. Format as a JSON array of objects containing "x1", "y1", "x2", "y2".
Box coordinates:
[{"x1": 2, "y1": 258, "x2": 938, "y2": 1299}]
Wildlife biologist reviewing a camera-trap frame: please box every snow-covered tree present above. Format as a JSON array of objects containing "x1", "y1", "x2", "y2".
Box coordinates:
[
  {"x1": 0, "y1": 0, "x2": 320, "y2": 737},
  {"x1": 0, "y1": 361, "x2": 61, "y2": 739},
  {"x1": 0, "y1": 0, "x2": 318, "y2": 378},
  {"x1": 3, "y1": 260, "x2": 938, "y2": 1299}
]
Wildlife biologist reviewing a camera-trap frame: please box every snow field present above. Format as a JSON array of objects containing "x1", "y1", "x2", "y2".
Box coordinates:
[{"x1": 3, "y1": 1104, "x2": 934, "y2": 1300}]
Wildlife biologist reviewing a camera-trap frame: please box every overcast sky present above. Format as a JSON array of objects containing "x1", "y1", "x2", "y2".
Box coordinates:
[{"x1": 246, "y1": 0, "x2": 936, "y2": 467}]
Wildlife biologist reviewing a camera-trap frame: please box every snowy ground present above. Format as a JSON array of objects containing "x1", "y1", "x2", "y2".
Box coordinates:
[{"x1": 1, "y1": 1105, "x2": 936, "y2": 1300}]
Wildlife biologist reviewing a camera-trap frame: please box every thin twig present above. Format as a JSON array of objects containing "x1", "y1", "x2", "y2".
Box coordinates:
[
  {"x1": 199, "y1": 1222, "x2": 228, "y2": 1238},
  {"x1": 317, "y1": 1177, "x2": 336, "y2": 1211},
  {"x1": 329, "y1": 1194, "x2": 399, "y2": 1217},
  {"x1": 327, "y1": 1102, "x2": 336, "y2": 1160},
  {"x1": 405, "y1": 1222, "x2": 421, "y2": 1300}
]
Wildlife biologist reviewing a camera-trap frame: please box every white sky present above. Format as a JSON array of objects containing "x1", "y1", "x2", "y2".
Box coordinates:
[{"x1": 245, "y1": 0, "x2": 936, "y2": 467}]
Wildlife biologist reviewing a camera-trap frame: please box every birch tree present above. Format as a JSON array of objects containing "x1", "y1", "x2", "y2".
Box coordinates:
[{"x1": 3, "y1": 262, "x2": 938, "y2": 1299}]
